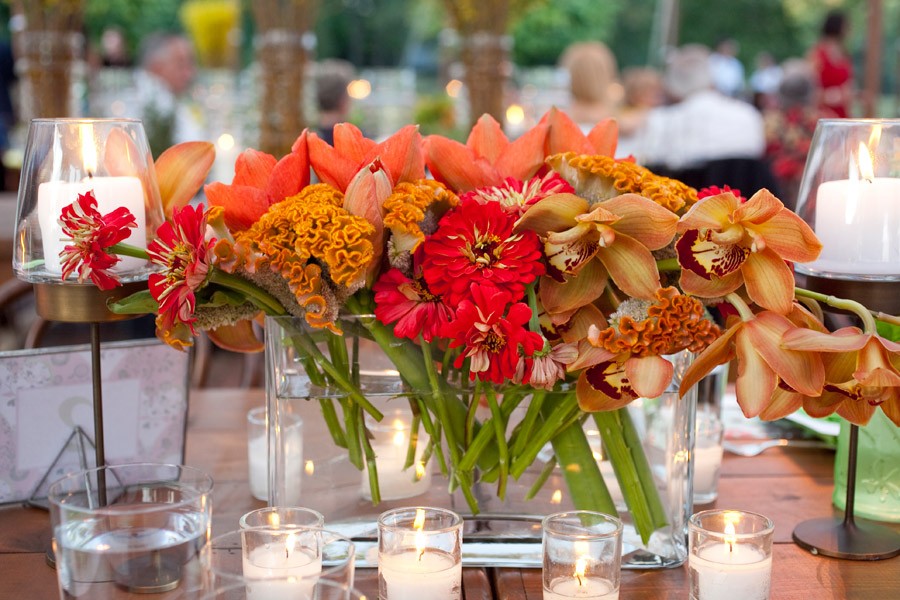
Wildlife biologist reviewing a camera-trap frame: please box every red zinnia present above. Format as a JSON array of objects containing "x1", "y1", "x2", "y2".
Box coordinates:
[
  {"x1": 373, "y1": 268, "x2": 454, "y2": 342},
  {"x1": 460, "y1": 172, "x2": 574, "y2": 217},
  {"x1": 59, "y1": 191, "x2": 137, "y2": 290},
  {"x1": 421, "y1": 198, "x2": 545, "y2": 306},
  {"x1": 444, "y1": 284, "x2": 543, "y2": 384},
  {"x1": 697, "y1": 185, "x2": 745, "y2": 202},
  {"x1": 148, "y1": 204, "x2": 213, "y2": 337}
]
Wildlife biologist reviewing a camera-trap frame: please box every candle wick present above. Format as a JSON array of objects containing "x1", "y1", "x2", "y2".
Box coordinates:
[
  {"x1": 728, "y1": 541, "x2": 733, "y2": 553},
  {"x1": 285, "y1": 546, "x2": 290, "y2": 560},
  {"x1": 417, "y1": 548, "x2": 425, "y2": 562},
  {"x1": 87, "y1": 170, "x2": 94, "y2": 180},
  {"x1": 576, "y1": 572, "x2": 583, "y2": 586}
]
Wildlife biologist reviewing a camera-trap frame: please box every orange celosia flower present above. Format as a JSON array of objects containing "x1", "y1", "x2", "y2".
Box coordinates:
[
  {"x1": 383, "y1": 179, "x2": 458, "y2": 255},
  {"x1": 675, "y1": 189, "x2": 822, "y2": 314},
  {"x1": 515, "y1": 191, "x2": 678, "y2": 304},
  {"x1": 570, "y1": 287, "x2": 721, "y2": 411},
  {"x1": 205, "y1": 131, "x2": 310, "y2": 231},
  {"x1": 781, "y1": 327, "x2": 900, "y2": 426},
  {"x1": 424, "y1": 114, "x2": 550, "y2": 192},
  {"x1": 680, "y1": 309, "x2": 825, "y2": 418},
  {"x1": 547, "y1": 152, "x2": 699, "y2": 214},
  {"x1": 308, "y1": 124, "x2": 425, "y2": 192}
]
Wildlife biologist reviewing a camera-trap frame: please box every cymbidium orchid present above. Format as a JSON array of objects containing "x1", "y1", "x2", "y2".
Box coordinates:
[{"x1": 675, "y1": 188, "x2": 822, "y2": 314}]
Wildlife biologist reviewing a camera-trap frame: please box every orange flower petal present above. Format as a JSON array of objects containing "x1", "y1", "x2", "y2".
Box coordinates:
[
  {"x1": 678, "y1": 267, "x2": 744, "y2": 299},
  {"x1": 569, "y1": 341, "x2": 616, "y2": 371},
  {"x1": 344, "y1": 161, "x2": 392, "y2": 285},
  {"x1": 759, "y1": 386, "x2": 803, "y2": 421},
  {"x1": 744, "y1": 311, "x2": 824, "y2": 396},
  {"x1": 803, "y1": 394, "x2": 844, "y2": 418},
  {"x1": 539, "y1": 258, "x2": 608, "y2": 316},
  {"x1": 516, "y1": 193, "x2": 591, "y2": 235},
  {"x1": 732, "y1": 188, "x2": 783, "y2": 224},
  {"x1": 741, "y1": 248, "x2": 796, "y2": 314},
  {"x1": 782, "y1": 327, "x2": 866, "y2": 352},
  {"x1": 734, "y1": 328, "x2": 777, "y2": 418},
  {"x1": 680, "y1": 324, "x2": 740, "y2": 396},
  {"x1": 308, "y1": 131, "x2": 361, "y2": 191},
  {"x1": 677, "y1": 192, "x2": 740, "y2": 232},
  {"x1": 204, "y1": 182, "x2": 269, "y2": 231},
  {"x1": 881, "y1": 398, "x2": 900, "y2": 426},
  {"x1": 836, "y1": 400, "x2": 877, "y2": 426},
  {"x1": 467, "y1": 114, "x2": 508, "y2": 164},
  {"x1": 626, "y1": 354, "x2": 673, "y2": 399},
  {"x1": 586, "y1": 119, "x2": 618, "y2": 157},
  {"x1": 594, "y1": 233, "x2": 661, "y2": 300},
  {"x1": 266, "y1": 136, "x2": 311, "y2": 205},
  {"x1": 601, "y1": 194, "x2": 678, "y2": 250},
  {"x1": 369, "y1": 124, "x2": 425, "y2": 185},
  {"x1": 542, "y1": 109, "x2": 595, "y2": 155},
  {"x1": 206, "y1": 319, "x2": 265, "y2": 353},
  {"x1": 576, "y1": 362, "x2": 635, "y2": 412},
  {"x1": 559, "y1": 304, "x2": 608, "y2": 344},
  {"x1": 423, "y1": 135, "x2": 494, "y2": 192},
  {"x1": 332, "y1": 123, "x2": 376, "y2": 163},
  {"x1": 233, "y1": 149, "x2": 277, "y2": 188},
  {"x1": 753, "y1": 209, "x2": 822, "y2": 263},
  {"x1": 494, "y1": 120, "x2": 550, "y2": 182},
  {"x1": 154, "y1": 141, "x2": 215, "y2": 217}
]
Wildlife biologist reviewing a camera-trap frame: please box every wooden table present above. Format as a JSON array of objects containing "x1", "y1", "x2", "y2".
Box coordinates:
[{"x1": 1, "y1": 388, "x2": 898, "y2": 599}]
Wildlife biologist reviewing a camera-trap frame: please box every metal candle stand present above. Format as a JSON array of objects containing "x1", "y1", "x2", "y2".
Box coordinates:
[{"x1": 790, "y1": 275, "x2": 900, "y2": 561}]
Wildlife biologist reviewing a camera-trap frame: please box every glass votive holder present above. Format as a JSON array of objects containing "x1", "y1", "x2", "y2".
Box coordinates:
[
  {"x1": 200, "y1": 578, "x2": 366, "y2": 600},
  {"x1": 247, "y1": 406, "x2": 303, "y2": 503},
  {"x1": 689, "y1": 509, "x2": 774, "y2": 600},
  {"x1": 542, "y1": 511, "x2": 622, "y2": 600},
  {"x1": 47, "y1": 463, "x2": 213, "y2": 599},
  {"x1": 204, "y1": 527, "x2": 355, "y2": 598},
  {"x1": 693, "y1": 412, "x2": 725, "y2": 505},
  {"x1": 240, "y1": 506, "x2": 325, "y2": 530},
  {"x1": 378, "y1": 507, "x2": 463, "y2": 600},
  {"x1": 362, "y1": 405, "x2": 432, "y2": 501}
]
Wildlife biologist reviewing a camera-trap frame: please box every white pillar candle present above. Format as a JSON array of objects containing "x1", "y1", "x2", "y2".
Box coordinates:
[
  {"x1": 362, "y1": 414, "x2": 431, "y2": 501},
  {"x1": 248, "y1": 430, "x2": 303, "y2": 505},
  {"x1": 379, "y1": 548, "x2": 462, "y2": 600},
  {"x1": 811, "y1": 176, "x2": 900, "y2": 276},
  {"x1": 690, "y1": 543, "x2": 772, "y2": 600},
  {"x1": 693, "y1": 445, "x2": 724, "y2": 501},
  {"x1": 544, "y1": 576, "x2": 619, "y2": 599},
  {"x1": 37, "y1": 177, "x2": 147, "y2": 274},
  {"x1": 241, "y1": 535, "x2": 322, "y2": 600}
]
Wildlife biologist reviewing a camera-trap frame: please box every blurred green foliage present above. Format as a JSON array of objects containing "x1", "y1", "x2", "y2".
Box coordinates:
[
  {"x1": 83, "y1": 0, "x2": 184, "y2": 61},
  {"x1": 511, "y1": 0, "x2": 622, "y2": 67}
]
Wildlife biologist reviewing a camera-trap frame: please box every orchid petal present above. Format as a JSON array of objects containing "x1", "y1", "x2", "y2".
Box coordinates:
[
  {"x1": 601, "y1": 194, "x2": 678, "y2": 250},
  {"x1": 677, "y1": 192, "x2": 740, "y2": 232},
  {"x1": 803, "y1": 394, "x2": 844, "y2": 418},
  {"x1": 782, "y1": 327, "x2": 867, "y2": 352},
  {"x1": 539, "y1": 259, "x2": 608, "y2": 316},
  {"x1": 836, "y1": 400, "x2": 877, "y2": 426},
  {"x1": 206, "y1": 319, "x2": 265, "y2": 353},
  {"x1": 745, "y1": 311, "x2": 824, "y2": 396},
  {"x1": 759, "y1": 386, "x2": 804, "y2": 421},
  {"x1": 680, "y1": 324, "x2": 740, "y2": 396},
  {"x1": 881, "y1": 398, "x2": 900, "y2": 426},
  {"x1": 594, "y1": 233, "x2": 661, "y2": 300},
  {"x1": 559, "y1": 304, "x2": 608, "y2": 344},
  {"x1": 516, "y1": 193, "x2": 591, "y2": 234},
  {"x1": 734, "y1": 328, "x2": 777, "y2": 418},
  {"x1": 233, "y1": 149, "x2": 277, "y2": 188},
  {"x1": 733, "y1": 188, "x2": 784, "y2": 223},
  {"x1": 586, "y1": 119, "x2": 618, "y2": 156},
  {"x1": 568, "y1": 342, "x2": 616, "y2": 372},
  {"x1": 753, "y1": 210, "x2": 822, "y2": 263},
  {"x1": 154, "y1": 141, "x2": 215, "y2": 217},
  {"x1": 204, "y1": 182, "x2": 269, "y2": 231},
  {"x1": 742, "y1": 249, "x2": 796, "y2": 314},
  {"x1": 577, "y1": 362, "x2": 635, "y2": 412},
  {"x1": 676, "y1": 229, "x2": 748, "y2": 281},
  {"x1": 626, "y1": 355, "x2": 673, "y2": 399},
  {"x1": 678, "y1": 267, "x2": 744, "y2": 299}
]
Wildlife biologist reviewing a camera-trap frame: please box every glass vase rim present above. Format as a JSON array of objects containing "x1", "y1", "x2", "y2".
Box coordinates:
[
  {"x1": 215, "y1": 525, "x2": 352, "y2": 543},
  {"x1": 814, "y1": 118, "x2": 900, "y2": 127},
  {"x1": 238, "y1": 506, "x2": 326, "y2": 529},
  {"x1": 542, "y1": 510, "x2": 624, "y2": 539},
  {"x1": 47, "y1": 462, "x2": 214, "y2": 512},
  {"x1": 29, "y1": 117, "x2": 145, "y2": 125},
  {"x1": 377, "y1": 506, "x2": 463, "y2": 533},
  {"x1": 688, "y1": 509, "x2": 774, "y2": 538}
]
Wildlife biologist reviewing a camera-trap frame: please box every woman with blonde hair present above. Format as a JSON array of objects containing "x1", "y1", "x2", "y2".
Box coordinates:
[{"x1": 560, "y1": 41, "x2": 621, "y2": 132}]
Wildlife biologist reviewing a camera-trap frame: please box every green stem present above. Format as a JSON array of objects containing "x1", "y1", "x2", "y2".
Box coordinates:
[
  {"x1": 525, "y1": 456, "x2": 557, "y2": 501},
  {"x1": 725, "y1": 292, "x2": 755, "y2": 321},
  {"x1": 404, "y1": 414, "x2": 421, "y2": 470},
  {"x1": 794, "y1": 287, "x2": 878, "y2": 333},
  {"x1": 593, "y1": 409, "x2": 667, "y2": 545},
  {"x1": 485, "y1": 387, "x2": 509, "y2": 500},
  {"x1": 109, "y1": 242, "x2": 149, "y2": 260},
  {"x1": 458, "y1": 390, "x2": 525, "y2": 473},
  {"x1": 358, "y1": 406, "x2": 380, "y2": 504},
  {"x1": 543, "y1": 402, "x2": 616, "y2": 516},
  {"x1": 510, "y1": 389, "x2": 546, "y2": 459},
  {"x1": 510, "y1": 394, "x2": 580, "y2": 479},
  {"x1": 318, "y1": 399, "x2": 347, "y2": 448},
  {"x1": 526, "y1": 282, "x2": 541, "y2": 334},
  {"x1": 656, "y1": 257, "x2": 680, "y2": 272},
  {"x1": 210, "y1": 269, "x2": 285, "y2": 315}
]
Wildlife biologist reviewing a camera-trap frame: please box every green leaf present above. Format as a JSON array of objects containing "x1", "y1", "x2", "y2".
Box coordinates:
[
  {"x1": 108, "y1": 290, "x2": 158, "y2": 314},
  {"x1": 200, "y1": 288, "x2": 252, "y2": 308},
  {"x1": 876, "y1": 320, "x2": 900, "y2": 343}
]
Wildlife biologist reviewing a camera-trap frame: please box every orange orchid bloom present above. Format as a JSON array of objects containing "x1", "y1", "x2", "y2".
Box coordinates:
[
  {"x1": 781, "y1": 327, "x2": 900, "y2": 426},
  {"x1": 154, "y1": 142, "x2": 216, "y2": 218},
  {"x1": 308, "y1": 123, "x2": 424, "y2": 192},
  {"x1": 680, "y1": 310, "x2": 825, "y2": 418},
  {"x1": 516, "y1": 192, "x2": 678, "y2": 303},
  {"x1": 676, "y1": 188, "x2": 821, "y2": 314},
  {"x1": 539, "y1": 108, "x2": 618, "y2": 158},
  {"x1": 205, "y1": 131, "x2": 310, "y2": 232},
  {"x1": 424, "y1": 114, "x2": 549, "y2": 192},
  {"x1": 569, "y1": 288, "x2": 721, "y2": 411}
]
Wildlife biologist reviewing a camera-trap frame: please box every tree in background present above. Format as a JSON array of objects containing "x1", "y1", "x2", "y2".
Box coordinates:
[{"x1": 511, "y1": 0, "x2": 622, "y2": 67}]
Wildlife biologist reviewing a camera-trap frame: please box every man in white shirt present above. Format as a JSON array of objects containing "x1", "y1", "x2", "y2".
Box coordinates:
[{"x1": 632, "y1": 44, "x2": 765, "y2": 171}]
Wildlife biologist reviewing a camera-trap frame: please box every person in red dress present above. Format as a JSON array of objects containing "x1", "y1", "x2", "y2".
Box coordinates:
[{"x1": 808, "y1": 9, "x2": 854, "y2": 118}]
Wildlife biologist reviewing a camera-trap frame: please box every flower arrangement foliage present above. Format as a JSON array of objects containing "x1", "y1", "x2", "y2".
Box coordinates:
[{"x1": 59, "y1": 110, "x2": 900, "y2": 543}]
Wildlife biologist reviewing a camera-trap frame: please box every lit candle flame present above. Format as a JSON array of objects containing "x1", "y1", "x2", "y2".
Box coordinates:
[
  {"x1": 80, "y1": 123, "x2": 98, "y2": 176},
  {"x1": 858, "y1": 142, "x2": 875, "y2": 182},
  {"x1": 393, "y1": 430, "x2": 406, "y2": 446},
  {"x1": 550, "y1": 489, "x2": 562, "y2": 504},
  {"x1": 285, "y1": 531, "x2": 296, "y2": 559},
  {"x1": 574, "y1": 556, "x2": 587, "y2": 587},
  {"x1": 415, "y1": 461, "x2": 426, "y2": 481},
  {"x1": 269, "y1": 512, "x2": 280, "y2": 528},
  {"x1": 305, "y1": 460, "x2": 315, "y2": 476},
  {"x1": 506, "y1": 104, "x2": 525, "y2": 125},
  {"x1": 413, "y1": 508, "x2": 426, "y2": 561},
  {"x1": 723, "y1": 514, "x2": 739, "y2": 553}
]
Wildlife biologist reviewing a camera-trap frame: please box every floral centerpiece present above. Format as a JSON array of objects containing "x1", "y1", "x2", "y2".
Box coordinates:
[{"x1": 58, "y1": 110, "x2": 900, "y2": 549}]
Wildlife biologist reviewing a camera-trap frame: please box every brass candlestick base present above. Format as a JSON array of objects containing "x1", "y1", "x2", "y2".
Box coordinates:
[{"x1": 33, "y1": 281, "x2": 146, "y2": 323}]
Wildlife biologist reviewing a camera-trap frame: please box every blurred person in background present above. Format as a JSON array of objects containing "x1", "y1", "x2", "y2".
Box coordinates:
[
  {"x1": 763, "y1": 59, "x2": 836, "y2": 210},
  {"x1": 315, "y1": 59, "x2": 354, "y2": 146},
  {"x1": 709, "y1": 38, "x2": 745, "y2": 98},
  {"x1": 615, "y1": 66, "x2": 664, "y2": 159},
  {"x1": 635, "y1": 44, "x2": 764, "y2": 172},
  {"x1": 559, "y1": 41, "x2": 621, "y2": 132},
  {"x1": 100, "y1": 27, "x2": 131, "y2": 68},
  {"x1": 808, "y1": 9, "x2": 854, "y2": 118},
  {"x1": 749, "y1": 51, "x2": 783, "y2": 110},
  {"x1": 134, "y1": 32, "x2": 203, "y2": 154}
]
